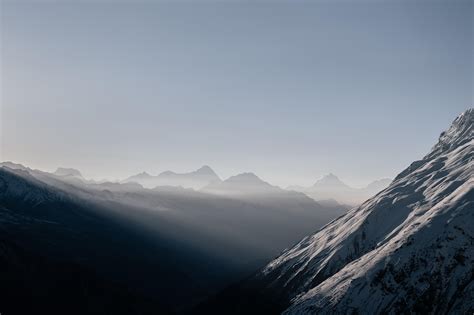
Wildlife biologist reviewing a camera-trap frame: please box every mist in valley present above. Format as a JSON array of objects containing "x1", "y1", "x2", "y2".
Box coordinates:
[
  {"x1": 0, "y1": 0, "x2": 471, "y2": 314},
  {"x1": 0, "y1": 162, "x2": 356, "y2": 313}
]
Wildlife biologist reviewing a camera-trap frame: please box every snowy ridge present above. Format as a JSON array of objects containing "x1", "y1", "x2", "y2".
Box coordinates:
[
  {"x1": 428, "y1": 108, "x2": 473, "y2": 159},
  {"x1": 260, "y1": 109, "x2": 474, "y2": 314}
]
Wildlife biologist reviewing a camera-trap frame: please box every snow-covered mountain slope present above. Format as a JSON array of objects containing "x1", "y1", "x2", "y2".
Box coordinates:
[{"x1": 260, "y1": 109, "x2": 473, "y2": 314}]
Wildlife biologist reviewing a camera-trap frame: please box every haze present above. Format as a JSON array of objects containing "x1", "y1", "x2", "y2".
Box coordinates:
[{"x1": 1, "y1": 0, "x2": 472, "y2": 187}]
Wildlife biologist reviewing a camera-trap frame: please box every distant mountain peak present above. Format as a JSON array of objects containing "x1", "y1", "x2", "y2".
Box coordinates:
[
  {"x1": 195, "y1": 165, "x2": 218, "y2": 176},
  {"x1": 202, "y1": 172, "x2": 279, "y2": 195},
  {"x1": 320, "y1": 173, "x2": 341, "y2": 181},
  {"x1": 226, "y1": 172, "x2": 264, "y2": 183},
  {"x1": 197, "y1": 165, "x2": 212, "y2": 171},
  {"x1": 159, "y1": 170, "x2": 175, "y2": 176},
  {"x1": 158, "y1": 166, "x2": 218, "y2": 178},
  {"x1": 122, "y1": 171, "x2": 154, "y2": 184},
  {"x1": 291, "y1": 175, "x2": 392, "y2": 205},
  {"x1": 54, "y1": 167, "x2": 83, "y2": 178},
  {"x1": 124, "y1": 166, "x2": 220, "y2": 189},
  {"x1": 137, "y1": 171, "x2": 152, "y2": 178},
  {"x1": 313, "y1": 173, "x2": 348, "y2": 188}
]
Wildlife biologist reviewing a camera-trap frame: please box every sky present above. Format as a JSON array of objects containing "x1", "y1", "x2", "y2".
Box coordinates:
[{"x1": 0, "y1": 0, "x2": 472, "y2": 187}]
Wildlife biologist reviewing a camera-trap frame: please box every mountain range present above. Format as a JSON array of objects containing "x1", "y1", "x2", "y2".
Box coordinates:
[
  {"x1": 120, "y1": 164, "x2": 391, "y2": 206},
  {"x1": 123, "y1": 165, "x2": 221, "y2": 189}
]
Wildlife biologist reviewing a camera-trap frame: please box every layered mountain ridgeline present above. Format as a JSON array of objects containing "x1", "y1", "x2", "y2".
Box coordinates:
[
  {"x1": 0, "y1": 163, "x2": 347, "y2": 314},
  {"x1": 197, "y1": 109, "x2": 473, "y2": 315},
  {"x1": 123, "y1": 165, "x2": 385, "y2": 208},
  {"x1": 123, "y1": 165, "x2": 222, "y2": 189},
  {"x1": 288, "y1": 174, "x2": 392, "y2": 206}
]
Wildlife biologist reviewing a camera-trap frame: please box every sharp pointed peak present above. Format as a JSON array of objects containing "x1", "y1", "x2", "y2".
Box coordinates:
[
  {"x1": 198, "y1": 165, "x2": 213, "y2": 171},
  {"x1": 316, "y1": 173, "x2": 343, "y2": 183},
  {"x1": 311, "y1": 172, "x2": 350, "y2": 189},
  {"x1": 195, "y1": 165, "x2": 217, "y2": 175}
]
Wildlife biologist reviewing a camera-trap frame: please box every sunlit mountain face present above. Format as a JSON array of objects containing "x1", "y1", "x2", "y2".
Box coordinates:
[{"x1": 197, "y1": 109, "x2": 474, "y2": 314}]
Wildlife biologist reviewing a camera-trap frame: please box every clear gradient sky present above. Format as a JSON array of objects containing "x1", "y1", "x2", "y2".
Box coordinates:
[{"x1": 1, "y1": 0, "x2": 472, "y2": 187}]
